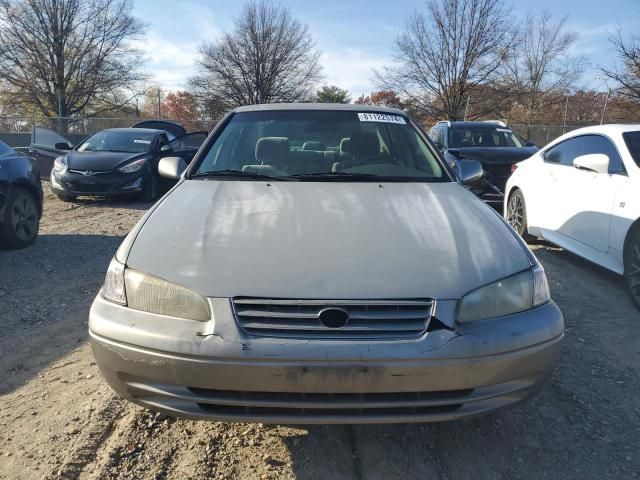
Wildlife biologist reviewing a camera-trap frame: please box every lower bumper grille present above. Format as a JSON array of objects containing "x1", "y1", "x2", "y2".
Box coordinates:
[
  {"x1": 119, "y1": 373, "x2": 538, "y2": 424},
  {"x1": 232, "y1": 298, "x2": 435, "y2": 339},
  {"x1": 63, "y1": 181, "x2": 114, "y2": 193}
]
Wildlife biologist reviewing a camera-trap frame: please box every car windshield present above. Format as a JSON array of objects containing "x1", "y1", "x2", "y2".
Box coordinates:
[
  {"x1": 193, "y1": 110, "x2": 449, "y2": 182},
  {"x1": 623, "y1": 131, "x2": 640, "y2": 167},
  {"x1": 77, "y1": 131, "x2": 155, "y2": 153},
  {"x1": 448, "y1": 126, "x2": 524, "y2": 148}
]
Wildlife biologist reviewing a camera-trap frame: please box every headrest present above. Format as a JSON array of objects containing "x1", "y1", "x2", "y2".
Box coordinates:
[
  {"x1": 255, "y1": 137, "x2": 289, "y2": 164},
  {"x1": 350, "y1": 131, "x2": 380, "y2": 158},
  {"x1": 302, "y1": 141, "x2": 325, "y2": 151},
  {"x1": 339, "y1": 138, "x2": 351, "y2": 154}
]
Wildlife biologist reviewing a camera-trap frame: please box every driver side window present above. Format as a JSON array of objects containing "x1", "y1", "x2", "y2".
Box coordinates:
[{"x1": 544, "y1": 135, "x2": 625, "y2": 174}]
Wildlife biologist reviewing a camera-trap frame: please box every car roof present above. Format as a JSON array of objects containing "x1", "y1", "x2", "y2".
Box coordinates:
[
  {"x1": 562, "y1": 124, "x2": 640, "y2": 136},
  {"x1": 545, "y1": 124, "x2": 640, "y2": 148},
  {"x1": 102, "y1": 128, "x2": 162, "y2": 135},
  {"x1": 447, "y1": 121, "x2": 508, "y2": 129},
  {"x1": 233, "y1": 103, "x2": 406, "y2": 116}
]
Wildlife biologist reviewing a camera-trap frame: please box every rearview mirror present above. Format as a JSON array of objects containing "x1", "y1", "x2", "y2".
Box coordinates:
[
  {"x1": 457, "y1": 159, "x2": 483, "y2": 185},
  {"x1": 159, "y1": 156, "x2": 187, "y2": 179},
  {"x1": 434, "y1": 141, "x2": 445, "y2": 152},
  {"x1": 573, "y1": 154, "x2": 609, "y2": 174},
  {"x1": 54, "y1": 142, "x2": 72, "y2": 150}
]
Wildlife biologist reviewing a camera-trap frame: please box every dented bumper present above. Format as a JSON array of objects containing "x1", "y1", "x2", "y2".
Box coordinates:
[{"x1": 89, "y1": 294, "x2": 564, "y2": 424}]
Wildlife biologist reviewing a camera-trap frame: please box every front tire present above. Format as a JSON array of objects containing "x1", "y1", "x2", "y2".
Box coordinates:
[
  {"x1": 0, "y1": 187, "x2": 40, "y2": 249},
  {"x1": 506, "y1": 189, "x2": 533, "y2": 241},
  {"x1": 624, "y1": 229, "x2": 640, "y2": 310},
  {"x1": 141, "y1": 174, "x2": 158, "y2": 202}
]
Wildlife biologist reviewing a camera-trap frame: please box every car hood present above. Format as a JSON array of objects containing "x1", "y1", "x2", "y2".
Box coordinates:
[
  {"x1": 448, "y1": 147, "x2": 538, "y2": 164},
  {"x1": 66, "y1": 151, "x2": 147, "y2": 171},
  {"x1": 126, "y1": 180, "x2": 532, "y2": 299}
]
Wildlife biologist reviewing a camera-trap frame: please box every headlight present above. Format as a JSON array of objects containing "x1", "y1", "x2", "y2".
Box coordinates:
[
  {"x1": 101, "y1": 259, "x2": 211, "y2": 321},
  {"x1": 118, "y1": 158, "x2": 147, "y2": 173},
  {"x1": 53, "y1": 156, "x2": 68, "y2": 174},
  {"x1": 124, "y1": 269, "x2": 211, "y2": 321},
  {"x1": 457, "y1": 264, "x2": 550, "y2": 323}
]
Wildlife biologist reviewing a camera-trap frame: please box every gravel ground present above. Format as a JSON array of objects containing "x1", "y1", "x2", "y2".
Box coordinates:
[{"x1": 1, "y1": 181, "x2": 639, "y2": 480}]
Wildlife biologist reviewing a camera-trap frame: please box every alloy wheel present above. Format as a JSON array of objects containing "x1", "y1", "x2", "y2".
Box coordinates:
[
  {"x1": 625, "y1": 235, "x2": 640, "y2": 307},
  {"x1": 10, "y1": 192, "x2": 38, "y2": 243},
  {"x1": 507, "y1": 192, "x2": 525, "y2": 234}
]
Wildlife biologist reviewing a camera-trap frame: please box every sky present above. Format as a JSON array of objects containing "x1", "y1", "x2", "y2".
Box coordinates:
[{"x1": 132, "y1": 0, "x2": 640, "y2": 97}]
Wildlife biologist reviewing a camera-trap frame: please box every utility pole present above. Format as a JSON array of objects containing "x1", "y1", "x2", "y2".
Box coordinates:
[
  {"x1": 600, "y1": 88, "x2": 611, "y2": 125},
  {"x1": 463, "y1": 96, "x2": 471, "y2": 121},
  {"x1": 157, "y1": 88, "x2": 162, "y2": 118},
  {"x1": 57, "y1": 86, "x2": 64, "y2": 134},
  {"x1": 562, "y1": 96, "x2": 569, "y2": 134}
]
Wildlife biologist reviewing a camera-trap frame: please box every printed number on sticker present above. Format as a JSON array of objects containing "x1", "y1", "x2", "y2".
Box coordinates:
[{"x1": 358, "y1": 113, "x2": 406, "y2": 124}]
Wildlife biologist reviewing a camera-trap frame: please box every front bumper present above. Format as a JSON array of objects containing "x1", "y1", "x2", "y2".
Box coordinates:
[
  {"x1": 89, "y1": 295, "x2": 564, "y2": 424},
  {"x1": 50, "y1": 169, "x2": 146, "y2": 197}
]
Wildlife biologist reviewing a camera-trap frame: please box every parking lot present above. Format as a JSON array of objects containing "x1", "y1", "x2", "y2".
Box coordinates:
[{"x1": 0, "y1": 180, "x2": 638, "y2": 480}]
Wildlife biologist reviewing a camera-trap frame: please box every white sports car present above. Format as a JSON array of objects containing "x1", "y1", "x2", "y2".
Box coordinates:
[{"x1": 505, "y1": 124, "x2": 640, "y2": 308}]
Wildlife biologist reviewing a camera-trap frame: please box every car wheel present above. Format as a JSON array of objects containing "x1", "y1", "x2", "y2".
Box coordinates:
[
  {"x1": 141, "y1": 174, "x2": 158, "y2": 202},
  {"x1": 506, "y1": 189, "x2": 533, "y2": 241},
  {"x1": 624, "y1": 229, "x2": 640, "y2": 310},
  {"x1": 0, "y1": 187, "x2": 40, "y2": 249},
  {"x1": 56, "y1": 193, "x2": 76, "y2": 202}
]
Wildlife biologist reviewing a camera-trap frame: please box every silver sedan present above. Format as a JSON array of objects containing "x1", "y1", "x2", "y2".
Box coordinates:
[{"x1": 89, "y1": 104, "x2": 563, "y2": 424}]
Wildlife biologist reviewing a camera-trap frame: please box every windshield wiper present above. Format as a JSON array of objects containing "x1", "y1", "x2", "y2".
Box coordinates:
[
  {"x1": 190, "y1": 169, "x2": 293, "y2": 181},
  {"x1": 288, "y1": 172, "x2": 445, "y2": 182},
  {"x1": 288, "y1": 172, "x2": 385, "y2": 181}
]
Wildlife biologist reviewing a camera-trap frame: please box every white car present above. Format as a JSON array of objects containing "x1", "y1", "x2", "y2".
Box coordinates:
[{"x1": 504, "y1": 124, "x2": 640, "y2": 308}]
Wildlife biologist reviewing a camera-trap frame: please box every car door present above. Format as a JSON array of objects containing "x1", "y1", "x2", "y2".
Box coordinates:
[
  {"x1": 29, "y1": 126, "x2": 74, "y2": 176},
  {"x1": 164, "y1": 132, "x2": 208, "y2": 164},
  {"x1": 556, "y1": 135, "x2": 629, "y2": 252}
]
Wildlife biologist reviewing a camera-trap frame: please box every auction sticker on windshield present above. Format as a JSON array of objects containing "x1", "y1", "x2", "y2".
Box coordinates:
[{"x1": 358, "y1": 113, "x2": 406, "y2": 124}]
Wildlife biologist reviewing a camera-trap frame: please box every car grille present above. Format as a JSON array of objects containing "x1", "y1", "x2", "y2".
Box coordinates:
[
  {"x1": 67, "y1": 169, "x2": 110, "y2": 175},
  {"x1": 232, "y1": 298, "x2": 434, "y2": 339}
]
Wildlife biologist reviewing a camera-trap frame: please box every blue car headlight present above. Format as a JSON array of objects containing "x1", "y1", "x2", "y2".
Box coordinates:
[
  {"x1": 53, "y1": 156, "x2": 68, "y2": 174},
  {"x1": 117, "y1": 158, "x2": 147, "y2": 173}
]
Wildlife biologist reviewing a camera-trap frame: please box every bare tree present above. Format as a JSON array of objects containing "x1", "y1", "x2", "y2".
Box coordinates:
[
  {"x1": 0, "y1": 0, "x2": 145, "y2": 117},
  {"x1": 189, "y1": 0, "x2": 322, "y2": 107},
  {"x1": 504, "y1": 11, "x2": 583, "y2": 128},
  {"x1": 602, "y1": 31, "x2": 640, "y2": 102},
  {"x1": 376, "y1": 0, "x2": 515, "y2": 120}
]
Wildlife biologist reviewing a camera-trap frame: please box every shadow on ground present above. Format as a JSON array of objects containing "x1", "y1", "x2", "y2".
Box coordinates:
[{"x1": 0, "y1": 233, "x2": 123, "y2": 395}]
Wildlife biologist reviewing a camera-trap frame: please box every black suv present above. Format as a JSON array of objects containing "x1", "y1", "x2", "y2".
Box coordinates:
[
  {"x1": 0, "y1": 140, "x2": 42, "y2": 249},
  {"x1": 428, "y1": 121, "x2": 537, "y2": 209}
]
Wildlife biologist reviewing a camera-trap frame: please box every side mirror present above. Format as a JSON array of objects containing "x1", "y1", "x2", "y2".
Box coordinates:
[
  {"x1": 525, "y1": 142, "x2": 537, "y2": 148},
  {"x1": 158, "y1": 156, "x2": 187, "y2": 179},
  {"x1": 55, "y1": 142, "x2": 72, "y2": 150},
  {"x1": 573, "y1": 154, "x2": 609, "y2": 174},
  {"x1": 457, "y1": 159, "x2": 483, "y2": 185},
  {"x1": 160, "y1": 144, "x2": 173, "y2": 153}
]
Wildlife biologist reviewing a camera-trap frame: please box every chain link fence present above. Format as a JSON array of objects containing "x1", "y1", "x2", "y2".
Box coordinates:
[
  {"x1": 0, "y1": 115, "x2": 612, "y2": 151},
  {"x1": 0, "y1": 116, "x2": 219, "y2": 150},
  {"x1": 508, "y1": 123, "x2": 598, "y2": 147}
]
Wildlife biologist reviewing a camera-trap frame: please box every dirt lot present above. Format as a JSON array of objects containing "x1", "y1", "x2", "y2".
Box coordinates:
[{"x1": 1, "y1": 181, "x2": 639, "y2": 480}]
